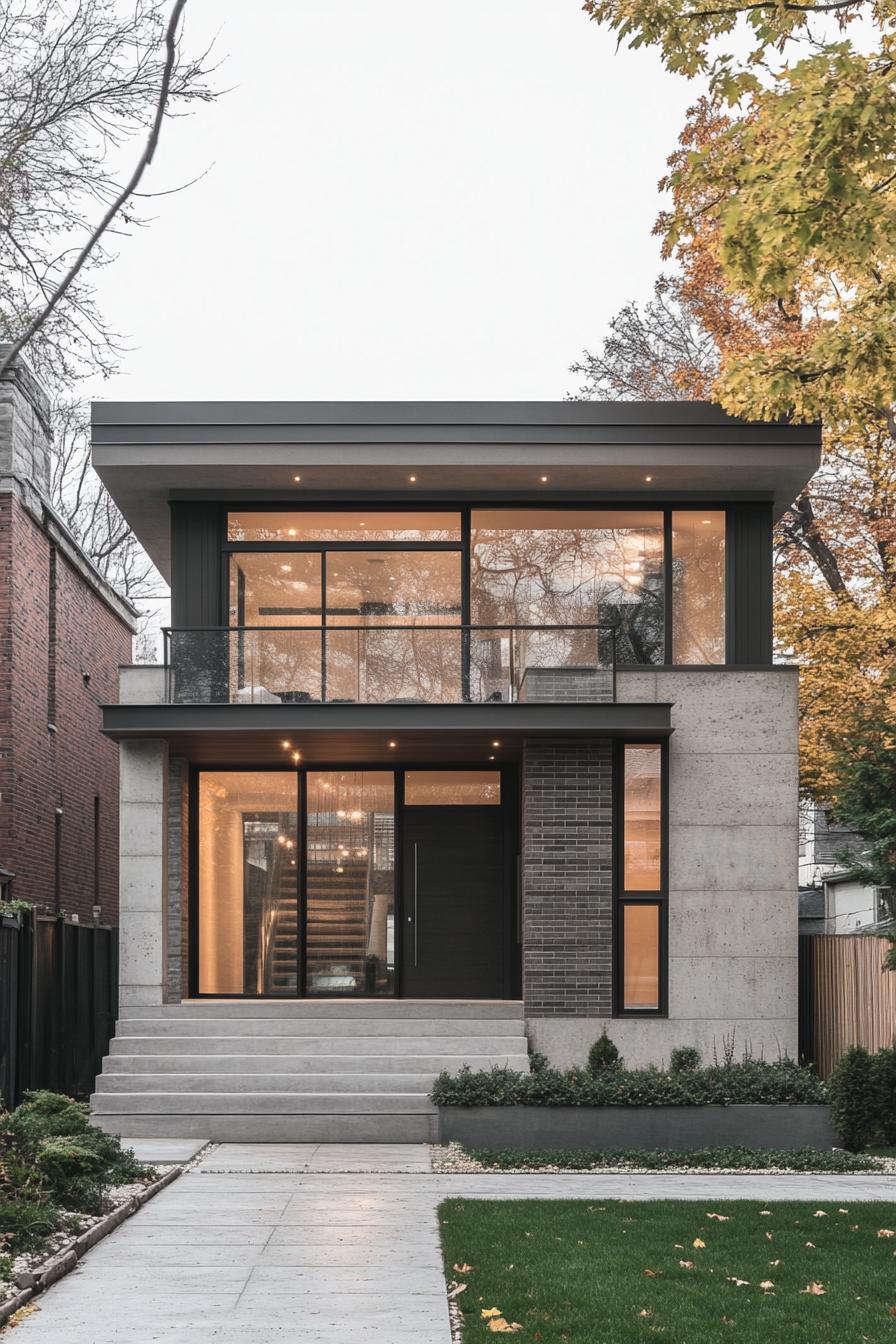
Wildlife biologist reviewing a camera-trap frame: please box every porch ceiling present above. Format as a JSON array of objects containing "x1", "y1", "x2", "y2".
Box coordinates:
[{"x1": 101, "y1": 701, "x2": 673, "y2": 764}]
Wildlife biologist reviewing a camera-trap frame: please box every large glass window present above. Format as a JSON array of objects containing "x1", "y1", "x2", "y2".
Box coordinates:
[
  {"x1": 618, "y1": 743, "x2": 664, "y2": 1014},
  {"x1": 198, "y1": 772, "x2": 299, "y2": 996},
  {"x1": 305, "y1": 771, "x2": 395, "y2": 995},
  {"x1": 228, "y1": 510, "x2": 460, "y2": 542},
  {"x1": 471, "y1": 509, "x2": 665, "y2": 665},
  {"x1": 672, "y1": 511, "x2": 726, "y2": 664}
]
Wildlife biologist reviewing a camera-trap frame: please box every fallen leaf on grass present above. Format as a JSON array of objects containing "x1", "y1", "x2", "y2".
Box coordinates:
[
  {"x1": 674, "y1": 1243, "x2": 684, "y2": 1249},
  {"x1": 838, "y1": 1209, "x2": 849, "y2": 1214},
  {"x1": 889, "y1": 1306, "x2": 896, "y2": 1318},
  {"x1": 638, "y1": 1309, "x2": 653, "y2": 1318},
  {"x1": 488, "y1": 1318, "x2": 523, "y2": 1333},
  {"x1": 693, "y1": 1238, "x2": 706, "y2": 1249},
  {"x1": 759, "y1": 1210, "x2": 772, "y2": 1216},
  {"x1": 643, "y1": 1269, "x2": 663, "y2": 1278},
  {"x1": 726, "y1": 1277, "x2": 750, "y2": 1287},
  {"x1": 706, "y1": 1213, "x2": 730, "y2": 1222},
  {"x1": 769, "y1": 1259, "x2": 782, "y2": 1267},
  {"x1": 679, "y1": 1260, "x2": 695, "y2": 1269},
  {"x1": 805, "y1": 1242, "x2": 815, "y2": 1248},
  {"x1": 877, "y1": 1229, "x2": 895, "y2": 1238},
  {"x1": 759, "y1": 1281, "x2": 775, "y2": 1292},
  {"x1": 447, "y1": 1282, "x2": 467, "y2": 1300},
  {"x1": 453, "y1": 1263, "x2": 473, "y2": 1273},
  {"x1": 801, "y1": 1282, "x2": 826, "y2": 1295},
  {"x1": 813, "y1": 1211, "x2": 828, "y2": 1218},
  {"x1": 482, "y1": 1308, "x2": 503, "y2": 1318},
  {"x1": 765, "y1": 1232, "x2": 774, "y2": 1242}
]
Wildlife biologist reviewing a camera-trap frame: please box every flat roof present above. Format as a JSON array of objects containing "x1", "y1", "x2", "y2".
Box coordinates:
[{"x1": 91, "y1": 400, "x2": 821, "y2": 576}]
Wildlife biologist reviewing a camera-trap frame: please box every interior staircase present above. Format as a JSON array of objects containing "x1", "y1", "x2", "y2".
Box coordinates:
[{"x1": 90, "y1": 1000, "x2": 529, "y2": 1142}]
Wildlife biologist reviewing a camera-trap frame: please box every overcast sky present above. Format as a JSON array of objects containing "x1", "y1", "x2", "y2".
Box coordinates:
[{"x1": 88, "y1": 0, "x2": 696, "y2": 404}]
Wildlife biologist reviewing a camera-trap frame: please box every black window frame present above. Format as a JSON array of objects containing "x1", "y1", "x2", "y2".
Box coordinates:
[
  {"x1": 612, "y1": 738, "x2": 669, "y2": 1017},
  {"x1": 216, "y1": 502, "x2": 730, "y2": 668}
]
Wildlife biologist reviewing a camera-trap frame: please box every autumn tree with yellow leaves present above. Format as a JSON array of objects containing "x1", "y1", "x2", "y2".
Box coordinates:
[{"x1": 575, "y1": 0, "x2": 896, "y2": 909}]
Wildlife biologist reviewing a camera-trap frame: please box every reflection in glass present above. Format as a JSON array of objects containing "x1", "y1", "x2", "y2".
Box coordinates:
[
  {"x1": 471, "y1": 509, "x2": 664, "y2": 665},
  {"x1": 198, "y1": 772, "x2": 298, "y2": 995},
  {"x1": 227, "y1": 511, "x2": 460, "y2": 542},
  {"x1": 672, "y1": 512, "x2": 726, "y2": 664},
  {"x1": 623, "y1": 745, "x2": 662, "y2": 891},
  {"x1": 305, "y1": 772, "x2": 395, "y2": 996},
  {"x1": 326, "y1": 551, "x2": 461, "y2": 702},
  {"x1": 622, "y1": 903, "x2": 660, "y2": 1009},
  {"x1": 229, "y1": 552, "x2": 323, "y2": 701},
  {"x1": 405, "y1": 771, "x2": 501, "y2": 806}
]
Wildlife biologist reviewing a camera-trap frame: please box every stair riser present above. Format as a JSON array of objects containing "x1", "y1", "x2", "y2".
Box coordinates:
[
  {"x1": 91, "y1": 1114, "x2": 439, "y2": 1142},
  {"x1": 108, "y1": 1043, "x2": 527, "y2": 1071},
  {"x1": 96, "y1": 1073, "x2": 437, "y2": 1094},
  {"x1": 102, "y1": 1050, "x2": 509, "y2": 1074},
  {"x1": 91, "y1": 1093, "x2": 437, "y2": 1116},
  {"x1": 115, "y1": 1021, "x2": 529, "y2": 1042},
  {"x1": 117, "y1": 1001, "x2": 525, "y2": 1021}
]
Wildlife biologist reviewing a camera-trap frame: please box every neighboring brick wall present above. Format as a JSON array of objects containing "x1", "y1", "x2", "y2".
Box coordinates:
[
  {"x1": 165, "y1": 755, "x2": 188, "y2": 1002},
  {"x1": 0, "y1": 493, "x2": 132, "y2": 922},
  {"x1": 521, "y1": 737, "x2": 613, "y2": 1015}
]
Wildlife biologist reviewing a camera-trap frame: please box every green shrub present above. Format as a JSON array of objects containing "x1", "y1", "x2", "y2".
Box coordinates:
[
  {"x1": 5, "y1": 1090, "x2": 90, "y2": 1151},
  {"x1": 587, "y1": 1030, "x2": 621, "y2": 1075},
  {"x1": 828, "y1": 1045, "x2": 879, "y2": 1152},
  {"x1": 872, "y1": 1044, "x2": 896, "y2": 1145},
  {"x1": 35, "y1": 1135, "x2": 108, "y2": 1212},
  {"x1": 431, "y1": 1056, "x2": 826, "y2": 1107},
  {"x1": 528, "y1": 1051, "x2": 550, "y2": 1075},
  {"x1": 669, "y1": 1045, "x2": 702, "y2": 1074},
  {"x1": 0, "y1": 1197, "x2": 60, "y2": 1254}
]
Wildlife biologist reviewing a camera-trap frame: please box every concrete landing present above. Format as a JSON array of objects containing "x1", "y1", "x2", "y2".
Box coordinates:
[{"x1": 121, "y1": 1138, "x2": 208, "y2": 1165}]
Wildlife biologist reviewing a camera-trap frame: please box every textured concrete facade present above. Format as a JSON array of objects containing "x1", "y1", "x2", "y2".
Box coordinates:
[
  {"x1": 521, "y1": 738, "x2": 613, "y2": 1016},
  {"x1": 119, "y1": 738, "x2": 169, "y2": 1006},
  {"x1": 528, "y1": 668, "x2": 800, "y2": 1069}
]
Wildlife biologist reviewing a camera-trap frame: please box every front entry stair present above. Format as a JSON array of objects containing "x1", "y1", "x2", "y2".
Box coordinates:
[{"x1": 90, "y1": 1000, "x2": 529, "y2": 1142}]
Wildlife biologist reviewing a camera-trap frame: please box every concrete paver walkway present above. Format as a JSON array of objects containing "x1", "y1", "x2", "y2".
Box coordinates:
[{"x1": 10, "y1": 1146, "x2": 896, "y2": 1343}]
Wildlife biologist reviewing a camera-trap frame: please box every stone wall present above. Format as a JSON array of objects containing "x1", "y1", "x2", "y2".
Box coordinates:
[
  {"x1": 521, "y1": 738, "x2": 613, "y2": 1016},
  {"x1": 527, "y1": 668, "x2": 800, "y2": 1069},
  {"x1": 119, "y1": 738, "x2": 168, "y2": 1007}
]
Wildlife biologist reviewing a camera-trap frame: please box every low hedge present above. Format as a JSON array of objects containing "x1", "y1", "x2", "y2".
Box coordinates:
[
  {"x1": 464, "y1": 1145, "x2": 877, "y2": 1172},
  {"x1": 431, "y1": 1058, "x2": 827, "y2": 1108}
]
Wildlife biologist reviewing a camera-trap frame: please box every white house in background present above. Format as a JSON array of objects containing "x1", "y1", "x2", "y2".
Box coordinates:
[{"x1": 798, "y1": 802, "x2": 890, "y2": 934}]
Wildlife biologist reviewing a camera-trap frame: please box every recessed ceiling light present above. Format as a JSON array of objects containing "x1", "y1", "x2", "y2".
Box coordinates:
[
  {"x1": 540, "y1": 475, "x2": 548, "y2": 483},
  {"x1": 294, "y1": 475, "x2": 302, "y2": 483},
  {"x1": 645, "y1": 475, "x2": 653, "y2": 483},
  {"x1": 292, "y1": 752, "x2": 301, "y2": 763},
  {"x1": 492, "y1": 740, "x2": 501, "y2": 748},
  {"x1": 282, "y1": 740, "x2": 291, "y2": 749},
  {"x1": 488, "y1": 755, "x2": 496, "y2": 761},
  {"x1": 408, "y1": 475, "x2": 417, "y2": 483},
  {"x1": 388, "y1": 740, "x2": 397, "y2": 749}
]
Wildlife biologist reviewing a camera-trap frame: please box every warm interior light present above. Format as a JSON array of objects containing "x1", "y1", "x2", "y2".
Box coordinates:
[
  {"x1": 492, "y1": 740, "x2": 501, "y2": 748},
  {"x1": 701, "y1": 518, "x2": 713, "y2": 524},
  {"x1": 408, "y1": 475, "x2": 417, "y2": 482},
  {"x1": 388, "y1": 740, "x2": 398, "y2": 749},
  {"x1": 281, "y1": 740, "x2": 291, "y2": 749},
  {"x1": 540, "y1": 475, "x2": 548, "y2": 483},
  {"x1": 292, "y1": 752, "x2": 301, "y2": 764},
  {"x1": 644, "y1": 475, "x2": 653, "y2": 483},
  {"x1": 488, "y1": 755, "x2": 496, "y2": 761},
  {"x1": 293, "y1": 475, "x2": 302, "y2": 482}
]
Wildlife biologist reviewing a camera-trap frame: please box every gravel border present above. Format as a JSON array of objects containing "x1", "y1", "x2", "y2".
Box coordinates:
[
  {"x1": 0, "y1": 1165, "x2": 183, "y2": 1330},
  {"x1": 430, "y1": 1142, "x2": 896, "y2": 1176}
]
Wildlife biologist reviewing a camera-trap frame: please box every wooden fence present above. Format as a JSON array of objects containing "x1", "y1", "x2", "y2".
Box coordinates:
[{"x1": 800, "y1": 934, "x2": 896, "y2": 1078}]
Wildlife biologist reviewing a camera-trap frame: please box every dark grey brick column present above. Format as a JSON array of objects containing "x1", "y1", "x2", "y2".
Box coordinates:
[
  {"x1": 522, "y1": 738, "x2": 613, "y2": 1016},
  {"x1": 165, "y1": 755, "x2": 188, "y2": 1003}
]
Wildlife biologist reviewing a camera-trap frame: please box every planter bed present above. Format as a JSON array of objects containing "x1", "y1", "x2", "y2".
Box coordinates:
[{"x1": 438, "y1": 1103, "x2": 837, "y2": 1150}]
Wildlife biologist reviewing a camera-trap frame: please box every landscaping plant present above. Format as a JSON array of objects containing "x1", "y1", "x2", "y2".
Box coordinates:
[
  {"x1": 460, "y1": 1145, "x2": 879, "y2": 1173},
  {"x1": 827, "y1": 1046, "x2": 882, "y2": 1153},
  {"x1": 587, "y1": 1030, "x2": 622, "y2": 1076},
  {"x1": 669, "y1": 1045, "x2": 701, "y2": 1074}
]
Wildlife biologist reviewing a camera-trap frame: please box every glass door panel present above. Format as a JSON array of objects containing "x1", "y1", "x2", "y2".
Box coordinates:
[
  {"x1": 229, "y1": 552, "x2": 323, "y2": 702},
  {"x1": 197, "y1": 772, "x2": 299, "y2": 995},
  {"x1": 305, "y1": 772, "x2": 395, "y2": 996}
]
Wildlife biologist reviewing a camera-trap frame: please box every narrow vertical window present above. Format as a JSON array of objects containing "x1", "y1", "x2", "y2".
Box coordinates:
[
  {"x1": 671, "y1": 511, "x2": 725, "y2": 664},
  {"x1": 617, "y1": 743, "x2": 665, "y2": 1014}
]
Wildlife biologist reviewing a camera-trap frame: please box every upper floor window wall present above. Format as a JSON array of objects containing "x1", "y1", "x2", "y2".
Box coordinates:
[{"x1": 222, "y1": 506, "x2": 727, "y2": 668}]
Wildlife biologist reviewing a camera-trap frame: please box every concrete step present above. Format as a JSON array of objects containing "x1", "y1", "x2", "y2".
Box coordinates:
[
  {"x1": 108, "y1": 1041, "x2": 527, "y2": 1071},
  {"x1": 101, "y1": 1049, "x2": 508, "y2": 1075},
  {"x1": 91, "y1": 1091, "x2": 437, "y2": 1115},
  {"x1": 117, "y1": 1000, "x2": 524, "y2": 1020},
  {"x1": 95, "y1": 1071, "x2": 437, "y2": 1094},
  {"x1": 115, "y1": 1019, "x2": 525, "y2": 1044},
  {"x1": 91, "y1": 1113, "x2": 439, "y2": 1142}
]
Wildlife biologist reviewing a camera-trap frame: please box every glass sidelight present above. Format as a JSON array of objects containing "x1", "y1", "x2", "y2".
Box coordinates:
[
  {"x1": 616, "y1": 743, "x2": 665, "y2": 1014},
  {"x1": 197, "y1": 772, "x2": 299, "y2": 995},
  {"x1": 305, "y1": 772, "x2": 395, "y2": 996}
]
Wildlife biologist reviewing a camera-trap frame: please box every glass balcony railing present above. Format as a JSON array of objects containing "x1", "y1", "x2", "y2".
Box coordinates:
[{"x1": 163, "y1": 624, "x2": 618, "y2": 706}]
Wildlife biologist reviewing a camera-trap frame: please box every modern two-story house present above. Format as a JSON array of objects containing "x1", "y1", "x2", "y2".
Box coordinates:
[{"x1": 89, "y1": 401, "x2": 820, "y2": 1140}]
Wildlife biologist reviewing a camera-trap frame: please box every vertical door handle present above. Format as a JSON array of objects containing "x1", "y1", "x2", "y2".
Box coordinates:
[{"x1": 413, "y1": 842, "x2": 419, "y2": 966}]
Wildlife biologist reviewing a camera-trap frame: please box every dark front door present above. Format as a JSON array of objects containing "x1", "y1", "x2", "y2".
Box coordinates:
[{"x1": 401, "y1": 804, "x2": 507, "y2": 998}]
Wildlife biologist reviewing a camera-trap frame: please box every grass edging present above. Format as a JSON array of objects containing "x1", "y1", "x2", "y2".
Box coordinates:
[{"x1": 0, "y1": 1164, "x2": 182, "y2": 1329}]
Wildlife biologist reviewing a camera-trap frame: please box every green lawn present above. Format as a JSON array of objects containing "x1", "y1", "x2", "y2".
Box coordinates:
[{"x1": 438, "y1": 1199, "x2": 896, "y2": 1343}]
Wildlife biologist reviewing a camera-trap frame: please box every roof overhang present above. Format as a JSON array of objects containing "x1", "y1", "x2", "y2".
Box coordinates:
[
  {"x1": 101, "y1": 700, "x2": 673, "y2": 764},
  {"x1": 90, "y1": 400, "x2": 822, "y2": 579}
]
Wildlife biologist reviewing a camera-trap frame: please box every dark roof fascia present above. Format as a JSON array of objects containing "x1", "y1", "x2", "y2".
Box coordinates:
[
  {"x1": 91, "y1": 400, "x2": 822, "y2": 450},
  {"x1": 101, "y1": 700, "x2": 674, "y2": 740}
]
